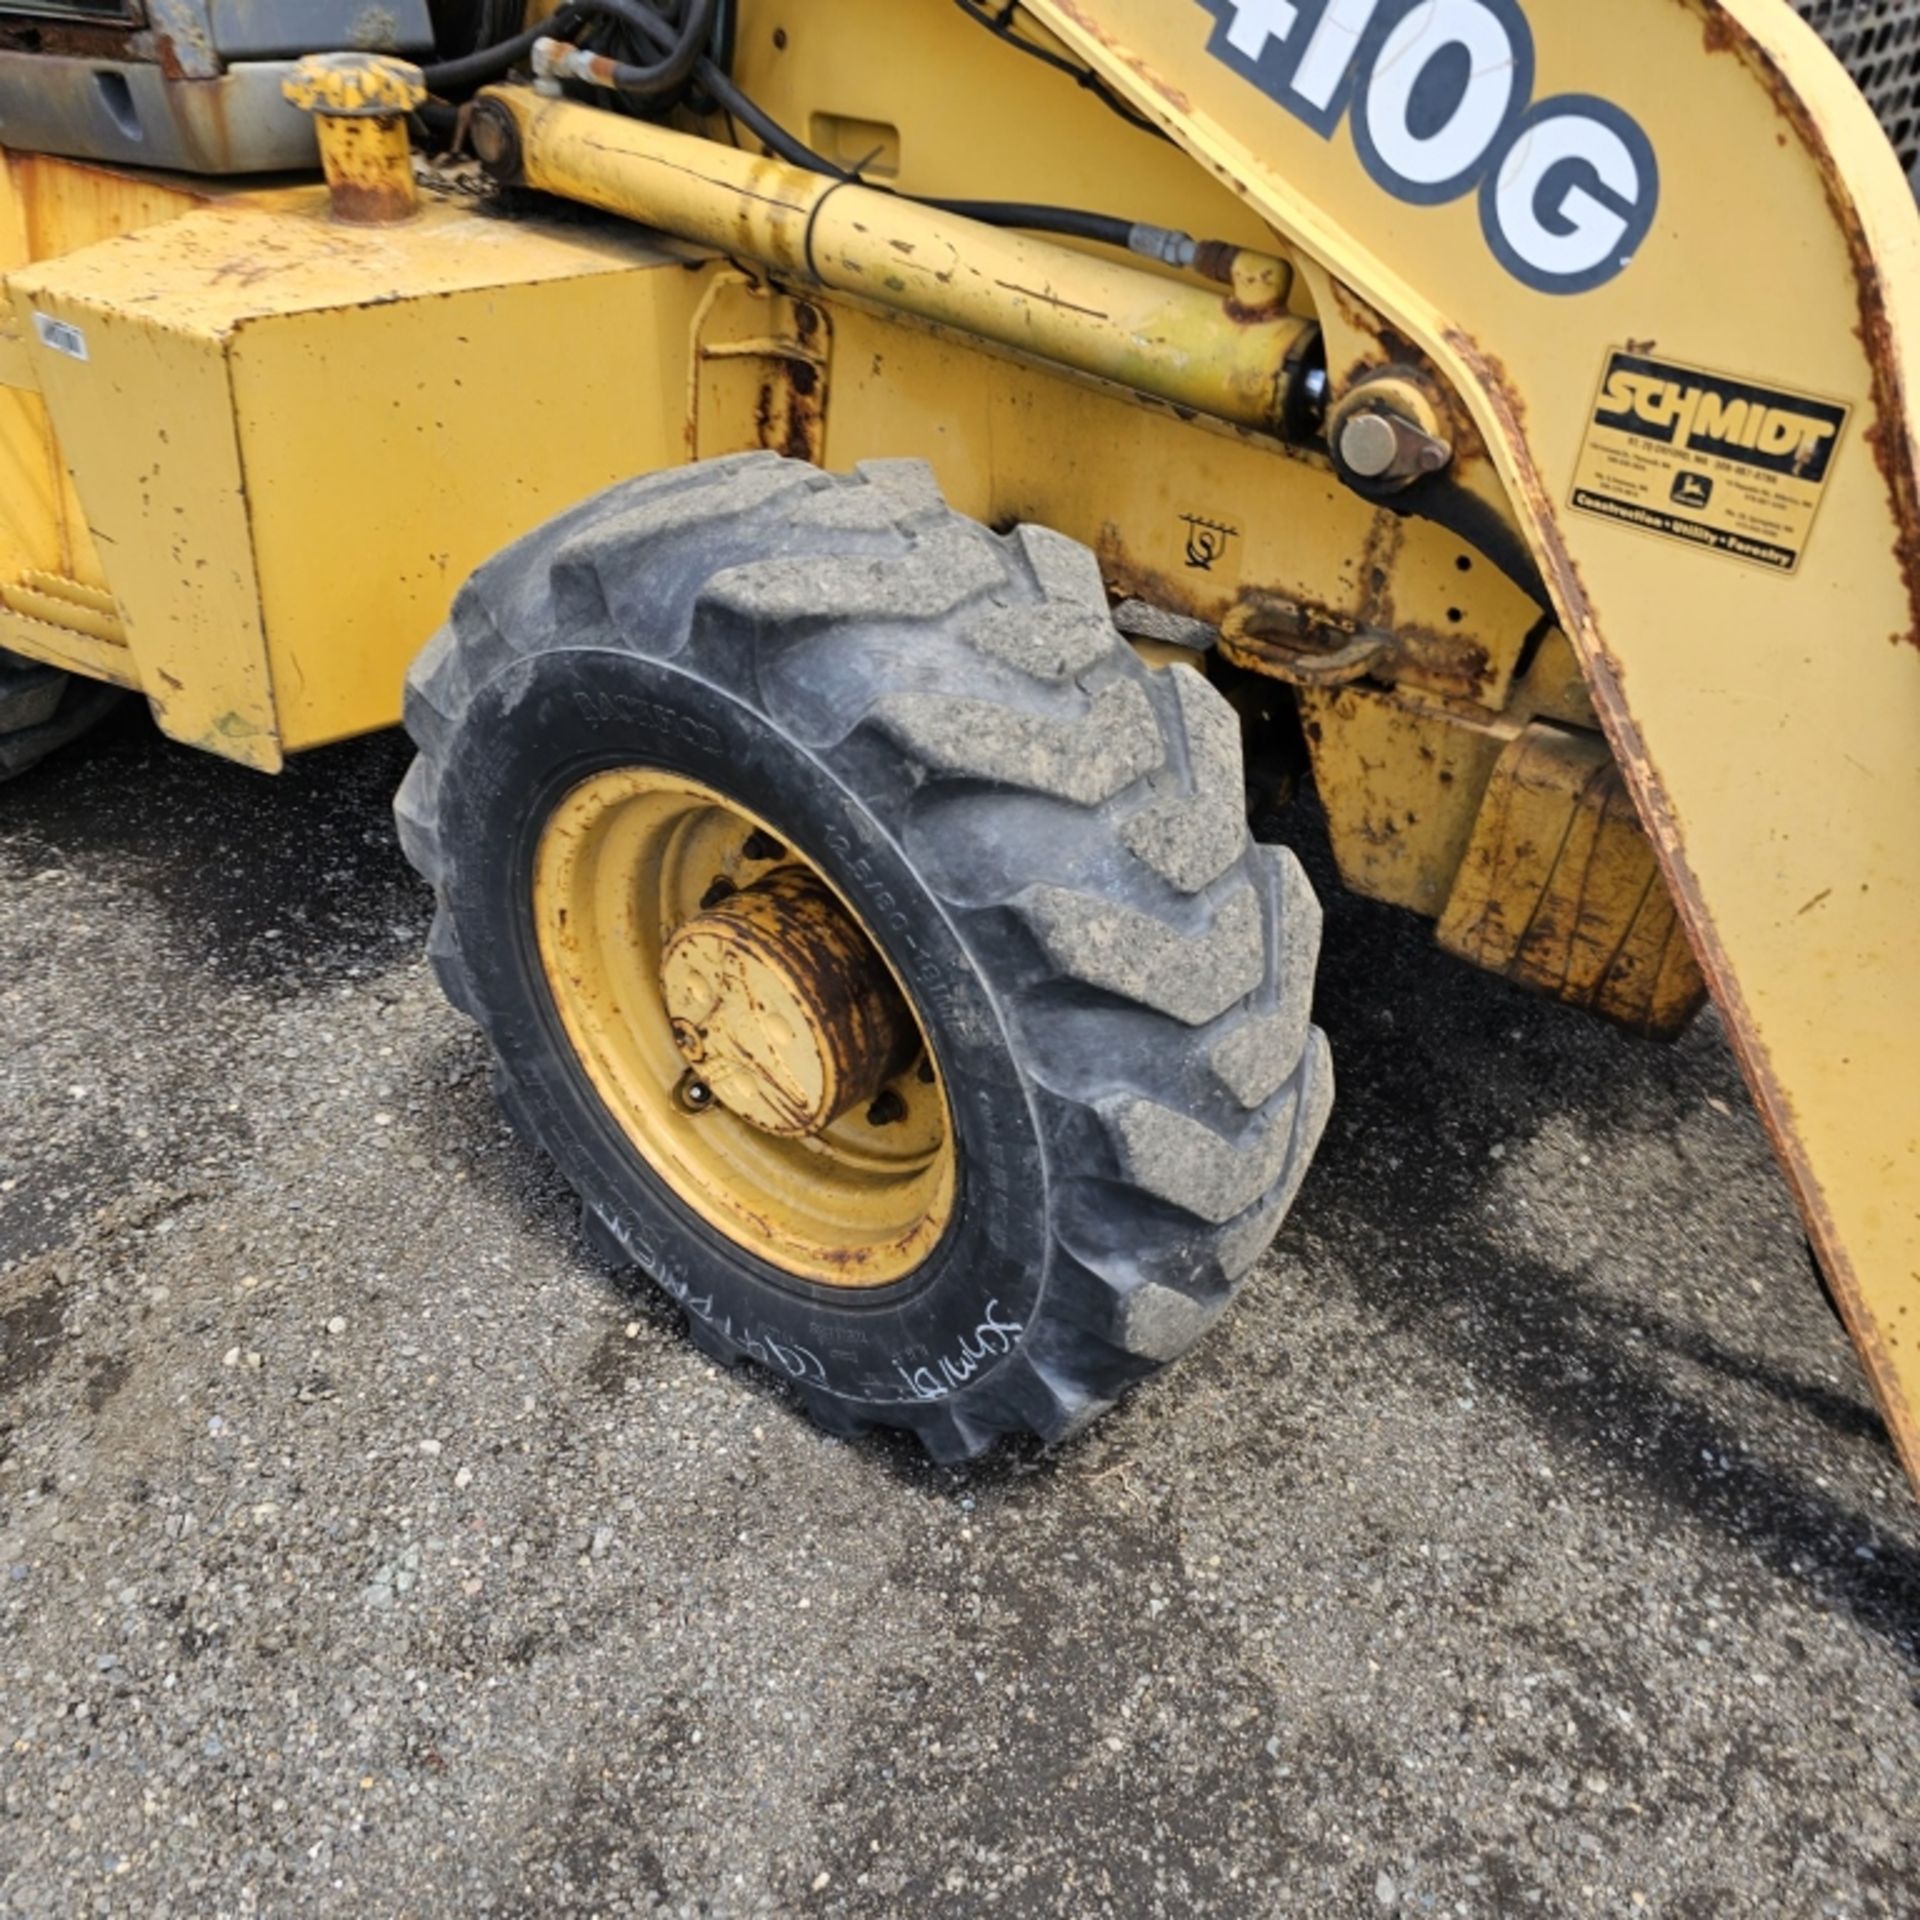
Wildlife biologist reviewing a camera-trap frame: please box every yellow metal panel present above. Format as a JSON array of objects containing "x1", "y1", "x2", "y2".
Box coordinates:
[
  {"x1": 232, "y1": 261, "x2": 699, "y2": 751},
  {"x1": 15, "y1": 186, "x2": 681, "y2": 327},
  {"x1": 2, "y1": 574, "x2": 124, "y2": 643},
  {"x1": 1023, "y1": 0, "x2": 1920, "y2": 1482},
  {"x1": 1437, "y1": 724, "x2": 1707, "y2": 1037},
  {"x1": 7, "y1": 151, "x2": 203, "y2": 261},
  {"x1": 0, "y1": 390, "x2": 65, "y2": 586},
  {"x1": 807, "y1": 295, "x2": 1543, "y2": 706},
  {"x1": 1297, "y1": 687, "x2": 1516, "y2": 918},
  {"x1": 9, "y1": 193, "x2": 699, "y2": 754},
  {"x1": 723, "y1": 0, "x2": 1270, "y2": 253},
  {"x1": 54, "y1": 456, "x2": 109, "y2": 593},
  {"x1": 11, "y1": 269, "x2": 280, "y2": 766},
  {"x1": 0, "y1": 605, "x2": 137, "y2": 687},
  {"x1": 0, "y1": 307, "x2": 33, "y2": 389},
  {"x1": 0, "y1": 149, "x2": 212, "y2": 615},
  {"x1": 1510, "y1": 629, "x2": 1598, "y2": 732}
]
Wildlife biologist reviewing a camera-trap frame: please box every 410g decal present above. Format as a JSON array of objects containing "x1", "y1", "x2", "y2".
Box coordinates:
[{"x1": 1201, "y1": 0, "x2": 1660, "y2": 294}]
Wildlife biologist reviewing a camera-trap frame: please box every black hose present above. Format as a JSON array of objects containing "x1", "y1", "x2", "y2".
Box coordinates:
[
  {"x1": 424, "y1": 1, "x2": 1165, "y2": 259},
  {"x1": 949, "y1": 0, "x2": 1166, "y2": 140},
  {"x1": 561, "y1": 0, "x2": 716, "y2": 106},
  {"x1": 413, "y1": 99, "x2": 460, "y2": 138},
  {"x1": 696, "y1": 59, "x2": 841, "y2": 171},
  {"x1": 693, "y1": 60, "x2": 1142, "y2": 250},
  {"x1": 928, "y1": 200, "x2": 1135, "y2": 250},
  {"x1": 423, "y1": 0, "x2": 716, "y2": 102},
  {"x1": 420, "y1": 9, "x2": 579, "y2": 92}
]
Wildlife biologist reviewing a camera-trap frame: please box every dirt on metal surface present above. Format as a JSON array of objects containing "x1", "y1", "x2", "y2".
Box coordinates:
[
  {"x1": 1, "y1": 713, "x2": 1917, "y2": 1915},
  {"x1": 1689, "y1": 0, "x2": 1920, "y2": 652}
]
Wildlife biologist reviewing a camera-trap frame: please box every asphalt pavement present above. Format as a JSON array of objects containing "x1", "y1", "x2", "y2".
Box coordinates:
[{"x1": 2, "y1": 705, "x2": 1915, "y2": 1918}]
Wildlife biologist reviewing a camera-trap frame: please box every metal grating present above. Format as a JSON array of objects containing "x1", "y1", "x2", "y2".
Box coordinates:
[{"x1": 1796, "y1": 0, "x2": 1920, "y2": 181}]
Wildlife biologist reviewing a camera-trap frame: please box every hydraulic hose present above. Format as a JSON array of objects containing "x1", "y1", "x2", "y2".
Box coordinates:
[
  {"x1": 637, "y1": 47, "x2": 1161, "y2": 257},
  {"x1": 420, "y1": 9, "x2": 582, "y2": 93},
  {"x1": 931, "y1": 200, "x2": 1136, "y2": 251},
  {"x1": 431, "y1": 1, "x2": 1200, "y2": 264},
  {"x1": 559, "y1": 0, "x2": 717, "y2": 105}
]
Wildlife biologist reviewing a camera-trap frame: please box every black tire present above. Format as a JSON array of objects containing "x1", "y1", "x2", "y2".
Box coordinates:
[
  {"x1": 0, "y1": 651, "x2": 124, "y2": 782},
  {"x1": 395, "y1": 454, "x2": 1331, "y2": 1459}
]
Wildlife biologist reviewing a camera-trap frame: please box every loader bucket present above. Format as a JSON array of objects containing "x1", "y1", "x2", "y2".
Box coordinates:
[{"x1": 1023, "y1": 0, "x2": 1920, "y2": 1488}]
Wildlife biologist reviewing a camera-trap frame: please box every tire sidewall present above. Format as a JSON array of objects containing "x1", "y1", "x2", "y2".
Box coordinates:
[{"x1": 438, "y1": 644, "x2": 1052, "y2": 1411}]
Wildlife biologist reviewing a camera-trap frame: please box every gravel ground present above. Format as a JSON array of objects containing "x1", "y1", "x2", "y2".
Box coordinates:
[{"x1": 1, "y1": 706, "x2": 1916, "y2": 1919}]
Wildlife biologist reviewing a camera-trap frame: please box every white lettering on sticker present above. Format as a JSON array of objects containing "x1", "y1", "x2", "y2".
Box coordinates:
[{"x1": 1201, "y1": 0, "x2": 1659, "y2": 294}]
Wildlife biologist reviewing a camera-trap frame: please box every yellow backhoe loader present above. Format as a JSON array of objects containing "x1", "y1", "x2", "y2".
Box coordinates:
[{"x1": 1, "y1": 0, "x2": 1916, "y2": 1482}]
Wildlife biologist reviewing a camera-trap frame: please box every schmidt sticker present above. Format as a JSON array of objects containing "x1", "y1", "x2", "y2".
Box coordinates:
[
  {"x1": 1199, "y1": 0, "x2": 1661, "y2": 294},
  {"x1": 1570, "y1": 350, "x2": 1851, "y2": 573}
]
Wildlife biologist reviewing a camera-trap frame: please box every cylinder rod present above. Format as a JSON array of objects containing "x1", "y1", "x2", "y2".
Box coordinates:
[{"x1": 479, "y1": 84, "x2": 1317, "y2": 436}]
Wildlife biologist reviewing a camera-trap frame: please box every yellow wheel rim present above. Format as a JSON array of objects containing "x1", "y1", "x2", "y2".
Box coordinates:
[{"x1": 532, "y1": 768, "x2": 956, "y2": 1288}]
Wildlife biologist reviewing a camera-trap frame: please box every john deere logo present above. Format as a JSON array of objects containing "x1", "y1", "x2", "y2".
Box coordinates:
[{"x1": 1200, "y1": 0, "x2": 1660, "y2": 295}]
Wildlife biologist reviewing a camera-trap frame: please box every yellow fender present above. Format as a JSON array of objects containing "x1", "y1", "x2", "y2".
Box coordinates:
[{"x1": 1018, "y1": 0, "x2": 1920, "y2": 1481}]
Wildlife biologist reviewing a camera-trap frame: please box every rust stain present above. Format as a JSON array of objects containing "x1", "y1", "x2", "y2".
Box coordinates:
[
  {"x1": 1091, "y1": 523, "x2": 1219, "y2": 625},
  {"x1": 1358, "y1": 509, "x2": 1404, "y2": 629},
  {"x1": 1442, "y1": 17, "x2": 1920, "y2": 1483},
  {"x1": 1049, "y1": 0, "x2": 1192, "y2": 113},
  {"x1": 326, "y1": 175, "x2": 416, "y2": 225},
  {"x1": 1387, "y1": 624, "x2": 1496, "y2": 704},
  {"x1": 738, "y1": 297, "x2": 830, "y2": 465},
  {"x1": 1224, "y1": 294, "x2": 1283, "y2": 328},
  {"x1": 1682, "y1": 0, "x2": 1920, "y2": 652},
  {"x1": 0, "y1": 18, "x2": 147, "y2": 63},
  {"x1": 668, "y1": 867, "x2": 913, "y2": 1135}
]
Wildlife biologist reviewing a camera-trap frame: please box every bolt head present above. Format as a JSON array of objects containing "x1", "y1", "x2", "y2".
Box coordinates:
[{"x1": 1338, "y1": 412, "x2": 1401, "y2": 481}]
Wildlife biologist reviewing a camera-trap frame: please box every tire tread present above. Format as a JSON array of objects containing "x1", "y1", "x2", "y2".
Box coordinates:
[{"x1": 397, "y1": 456, "x2": 1330, "y2": 1455}]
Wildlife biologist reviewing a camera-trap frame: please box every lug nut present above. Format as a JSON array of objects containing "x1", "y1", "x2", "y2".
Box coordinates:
[{"x1": 675, "y1": 1072, "x2": 715, "y2": 1113}]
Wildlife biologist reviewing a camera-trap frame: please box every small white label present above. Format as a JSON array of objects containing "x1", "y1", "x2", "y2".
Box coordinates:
[{"x1": 33, "y1": 312, "x2": 88, "y2": 361}]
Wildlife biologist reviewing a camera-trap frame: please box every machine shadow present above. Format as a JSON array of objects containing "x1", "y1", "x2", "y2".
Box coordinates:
[
  {"x1": 0, "y1": 705, "x2": 426, "y2": 997},
  {"x1": 1282, "y1": 801, "x2": 1920, "y2": 1661},
  {"x1": 12, "y1": 712, "x2": 1915, "y2": 1655}
]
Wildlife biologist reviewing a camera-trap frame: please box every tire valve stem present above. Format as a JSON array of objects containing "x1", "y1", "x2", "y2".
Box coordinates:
[
  {"x1": 866, "y1": 1090, "x2": 907, "y2": 1127},
  {"x1": 674, "y1": 1071, "x2": 716, "y2": 1115}
]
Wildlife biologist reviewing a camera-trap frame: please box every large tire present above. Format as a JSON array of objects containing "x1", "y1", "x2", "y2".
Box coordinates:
[
  {"x1": 395, "y1": 454, "x2": 1331, "y2": 1459},
  {"x1": 0, "y1": 650, "x2": 123, "y2": 782}
]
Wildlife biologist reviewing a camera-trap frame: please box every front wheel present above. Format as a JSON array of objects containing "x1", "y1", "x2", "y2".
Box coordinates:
[{"x1": 395, "y1": 455, "x2": 1331, "y2": 1459}]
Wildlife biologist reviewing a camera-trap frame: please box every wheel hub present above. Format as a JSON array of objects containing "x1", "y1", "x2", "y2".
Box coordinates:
[
  {"x1": 660, "y1": 868, "x2": 914, "y2": 1138},
  {"x1": 530, "y1": 766, "x2": 954, "y2": 1287}
]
